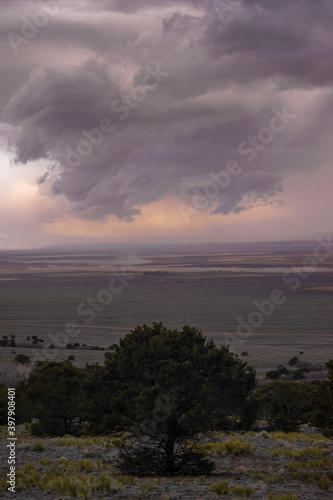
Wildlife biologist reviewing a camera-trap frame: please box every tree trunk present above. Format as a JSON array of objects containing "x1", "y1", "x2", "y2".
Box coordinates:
[{"x1": 165, "y1": 436, "x2": 176, "y2": 474}]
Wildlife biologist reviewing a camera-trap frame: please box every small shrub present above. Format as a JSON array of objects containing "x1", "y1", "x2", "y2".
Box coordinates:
[
  {"x1": 288, "y1": 356, "x2": 299, "y2": 366},
  {"x1": 266, "y1": 370, "x2": 282, "y2": 380},
  {"x1": 0, "y1": 471, "x2": 8, "y2": 490},
  {"x1": 172, "y1": 475, "x2": 185, "y2": 483},
  {"x1": 265, "y1": 473, "x2": 283, "y2": 484},
  {"x1": 117, "y1": 475, "x2": 138, "y2": 486},
  {"x1": 270, "y1": 446, "x2": 328, "y2": 459},
  {"x1": 23, "y1": 462, "x2": 37, "y2": 474},
  {"x1": 14, "y1": 354, "x2": 30, "y2": 364},
  {"x1": 140, "y1": 479, "x2": 155, "y2": 492},
  {"x1": 209, "y1": 481, "x2": 229, "y2": 495},
  {"x1": 77, "y1": 459, "x2": 97, "y2": 472},
  {"x1": 39, "y1": 457, "x2": 50, "y2": 466},
  {"x1": 31, "y1": 441, "x2": 46, "y2": 452},
  {"x1": 285, "y1": 457, "x2": 333, "y2": 471},
  {"x1": 91, "y1": 474, "x2": 114, "y2": 493},
  {"x1": 317, "y1": 476, "x2": 331, "y2": 491},
  {"x1": 292, "y1": 370, "x2": 305, "y2": 380},
  {"x1": 41, "y1": 474, "x2": 89, "y2": 499},
  {"x1": 203, "y1": 441, "x2": 255, "y2": 456},
  {"x1": 232, "y1": 486, "x2": 254, "y2": 497},
  {"x1": 277, "y1": 365, "x2": 289, "y2": 375},
  {"x1": 56, "y1": 436, "x2": 97, "y2": 447},
  {"x1": 288, "y1": 471, "x2": 331, "y2": 490},
  {"x1": 82, "y1": 449, "x2": 96, "y2": 458},
  {"x1": 270, "y1": 432, "x2": 324, "y2": 443},
  {"x1": 248, "y1": 468, "x2": 264, "y2": 481},
  {"x1": 16, "y1": 469, "x2": 40, "y2": 490}
]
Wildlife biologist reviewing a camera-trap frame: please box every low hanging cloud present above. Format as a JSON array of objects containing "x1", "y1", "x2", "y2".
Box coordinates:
[{"x1": 2, "y1": 0, "x2": 333, "y2": 221}]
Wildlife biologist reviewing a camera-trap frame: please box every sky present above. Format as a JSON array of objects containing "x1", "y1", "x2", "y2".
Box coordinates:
[{"x1": 0, "y1": 0, "x2": 332, "y2": 249}]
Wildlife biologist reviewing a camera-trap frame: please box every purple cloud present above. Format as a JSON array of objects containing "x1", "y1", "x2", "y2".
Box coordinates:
[{"x1": 1, "y1": 0, "x2": 333, "y2": 221}]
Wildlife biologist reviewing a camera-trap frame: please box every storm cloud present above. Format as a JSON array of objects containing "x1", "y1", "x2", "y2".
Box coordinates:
[{"x1": 1, "y1": 0, "x2": 333, "y2": 221}]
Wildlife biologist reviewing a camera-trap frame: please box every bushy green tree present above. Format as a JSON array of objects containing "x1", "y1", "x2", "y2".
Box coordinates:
[
  {"x1": 14, "y1": 354, "x2": 30, "y2": 365},
  {"x1": 256, "y1": 380, "x2": 312, "y2": 432},
  {"x1": 0, "y1": 336, "x2": 8, "y2": 346},
  {"x1": 310, "y1": 360, "x2": 333, "y2": 435},
  {"x1": 16, "y1": 360, "x2": 87, "y2": 436},
  {"x1": 79, "y1": 362, "x2": 114, "y2": 435},
  {"x1": 106, "y1": 322, "x2": 256, "y2": 475}
]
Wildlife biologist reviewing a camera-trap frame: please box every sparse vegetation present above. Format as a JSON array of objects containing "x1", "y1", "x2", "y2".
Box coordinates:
[
  {"x1": 288, "y1": 471, "x2": 331, "y2": 490},
  {"x1": 140, "y1": 479, "x2": 155, "y2": 492},
  {"x1": 270, "y1": 446, "x2": 328, "y2": 459},
  {"x1": 201, "y1": 440, "x2": 255, "y2": 456},
  {"x1": 91, "y1": 474, "x2": 114, "y2": 493},
  {"x1": 285, "y1": 457, "x2": 333, "y2": 471},
  {"x1": 39, "y1": 457, "x2": 50, "y2": 466},
  {"x1": 267, "y1": 494, "x2": 298, "y2": 500},
  {"x1": 41, "y1": 474, "x2": 90, "y2": 499},
  {"x1": 265, "y1": 473, "x2": 283, "y2": 484},
  {"x1": 2, "y1": 318, "x2": 333, "y2": 498},
  {"x1": 0, "y1": 422, "x2": 332, "y2": 499},
  {"x1": 31, "y1": 441, "x2": 46, "y2": 452},
  {"x1": 209, "y1": 480, "x2": 229, "y2": 495},
  {"x1": 269, "y1": 431, "x2": 326, "y2": 442},
  {"x1": 232, "y1": 486, "x2": 254, "y2": 498},
  {"x1": 117, "y1": 474, "x2": 138, "y2": 486},
  {"x1": 77, "y1": 460, "x2": 97, "y2": 473}
]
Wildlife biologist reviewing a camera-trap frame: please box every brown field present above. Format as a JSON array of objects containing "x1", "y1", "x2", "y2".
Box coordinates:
[{"x1": 0, "y1": 241, "x2": 332, "y2": 381}]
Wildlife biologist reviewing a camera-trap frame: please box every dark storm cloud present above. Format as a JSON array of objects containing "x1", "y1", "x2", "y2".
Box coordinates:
[
  {"x1": 96, "y1": 0, "x2": 199, "y2": 13},
  {"x1": 1, "y1": 0, "x2": 333, "y2": 220},
  {"x1": 202, "y1": 0, "x2": 333, "y2": 88}
]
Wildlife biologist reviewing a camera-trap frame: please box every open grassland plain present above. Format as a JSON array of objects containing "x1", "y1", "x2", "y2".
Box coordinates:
[
  {"x1": 0, "y1": 242, "x2": 332, "y2": 381},
  {"x1": 0, "y1": 426, "x2": 332, "y2": 499}
]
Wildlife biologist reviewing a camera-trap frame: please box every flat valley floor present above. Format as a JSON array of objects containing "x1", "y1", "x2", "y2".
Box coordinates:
[{"x1": 0, "y1": 241, "x2": 332, "y2": 379}]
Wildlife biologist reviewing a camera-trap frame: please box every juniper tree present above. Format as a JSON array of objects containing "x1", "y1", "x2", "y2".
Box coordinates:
[{"x1": 106, "y1": 322, "x2": 256, "y2": 475}]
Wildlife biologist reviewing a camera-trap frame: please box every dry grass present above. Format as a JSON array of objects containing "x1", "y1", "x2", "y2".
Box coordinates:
[
  {"x1": 232, "y1": 486, "x2": 254, "y2": 498},
  {"x1": 209, "y1": 480, "x2": 229, "y2": 495},
  {"x1": 267, "y1": 495, "x2": 298, "y2": 500},
  {"x1": 269, "y1": 432, "x2": 326, "y2": 443},
  {"x1": 202, "y1": 440, "x2": 255, "y2": 456},
  {"x1": 270, "y1": 446, "x2": 328, "y2": 459}
]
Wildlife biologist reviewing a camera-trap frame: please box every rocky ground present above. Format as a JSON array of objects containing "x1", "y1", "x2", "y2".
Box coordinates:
[{"x1": 1, "y1": 426, "x2": 332, "y2": 500}]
